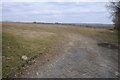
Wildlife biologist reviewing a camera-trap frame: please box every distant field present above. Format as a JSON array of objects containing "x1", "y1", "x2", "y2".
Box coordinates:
[
  {"x1": 61, "y1": 23, "x2": 114, "y2": 29},
  {"x1": 2, "y1": 22, "x2": 118, "y2": 78}
]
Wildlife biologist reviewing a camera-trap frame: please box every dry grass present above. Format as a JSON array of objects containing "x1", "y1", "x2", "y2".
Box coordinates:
[
  {"x1": 2, "y1": 22, "x2": 118, "y2": 78},
  {"x1": 2, "y1": 22, "x2": 64, "y2": 78}
]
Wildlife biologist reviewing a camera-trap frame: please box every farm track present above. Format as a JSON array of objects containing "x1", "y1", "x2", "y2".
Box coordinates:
[{"x1": 20, "y1": 33, "x2": 118, "y2": 78}]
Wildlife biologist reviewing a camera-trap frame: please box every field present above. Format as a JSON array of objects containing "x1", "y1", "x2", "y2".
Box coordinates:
[{"x1": 2, "y1": 22, "x2": 118, "y2": 78}]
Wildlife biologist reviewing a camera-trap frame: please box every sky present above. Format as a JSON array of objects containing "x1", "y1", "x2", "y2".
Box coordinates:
[
  {"x1": 2, "y1": 0, "x2": 111, "y2": 2},
  {"x1": 2, "y1": 2, "x2": 113, "y2": 24}
]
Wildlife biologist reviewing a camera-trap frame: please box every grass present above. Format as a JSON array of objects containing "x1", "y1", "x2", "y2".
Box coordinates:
[
  {"x1": 2, "y1": 22, "x2": 63, "y2": 78},
  {"x1": 2, "y1": 22, "x2": 118, "y2": 78},
  {"x1": 2, "y1": 32, "x2": 57, "y2": 77},
  {"x1": 61, "y1": 27, "x2": 118, "y2": 44}
]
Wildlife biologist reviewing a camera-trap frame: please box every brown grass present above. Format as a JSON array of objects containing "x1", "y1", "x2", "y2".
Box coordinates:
[{"x1": 2, "y1": 22, "x2": 118, "y2": 78}]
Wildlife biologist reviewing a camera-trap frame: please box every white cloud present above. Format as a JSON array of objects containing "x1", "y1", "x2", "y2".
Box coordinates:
[
  {"x1": 2, "y1": 0, "x2": 110, "y2": 2},
  {"x1": 2, "y1": 2, "x2": 112, "y2": 23}
]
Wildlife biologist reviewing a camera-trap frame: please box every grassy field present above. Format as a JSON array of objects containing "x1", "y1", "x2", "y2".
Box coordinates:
[{"x1": 2, "y1": 22, "x2": 118, "y2": 78}]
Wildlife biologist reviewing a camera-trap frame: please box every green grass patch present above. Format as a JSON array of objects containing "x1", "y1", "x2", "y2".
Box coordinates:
[{"x1": 2, "y1": 32, "x2": 59, "y2": 78}]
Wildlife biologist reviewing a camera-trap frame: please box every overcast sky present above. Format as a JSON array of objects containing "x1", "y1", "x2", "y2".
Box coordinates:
[{"x1": 2, "y1": 2, "x2": 113, "y2": 24}]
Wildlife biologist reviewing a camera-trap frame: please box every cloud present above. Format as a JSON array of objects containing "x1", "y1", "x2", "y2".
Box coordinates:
[
  {"x1": 2, "y1": 2, "x2": 112, "y2": 24},
  {"x1": 2, "y1": 0, "x2": 110, "y2": 2},
  {"x1": 2, "y1": 2, "x2": 107, "y2": 13}
]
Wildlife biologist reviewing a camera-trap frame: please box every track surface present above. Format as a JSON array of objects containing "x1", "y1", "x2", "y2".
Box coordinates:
[{"x1": 20, "y1": 33, "x2": 118, "y2": 78}]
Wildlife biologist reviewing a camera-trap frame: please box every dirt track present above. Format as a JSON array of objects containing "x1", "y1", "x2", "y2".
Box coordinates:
[{"x1": 20, "y1": 33, "x2": 118, "y2": 78}]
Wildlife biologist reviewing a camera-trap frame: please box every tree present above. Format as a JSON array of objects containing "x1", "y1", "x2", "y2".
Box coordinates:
[
  {"x1": 108, "y1": 1, "x2": 120, "y2": 31},
  {"x1": 33, "y1": 21, "x2": 36, "y2": 23}
]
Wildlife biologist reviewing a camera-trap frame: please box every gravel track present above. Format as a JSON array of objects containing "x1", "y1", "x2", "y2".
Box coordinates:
[{"x1": 20, "y1": 33, "x2": 118, "y2": 78}]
